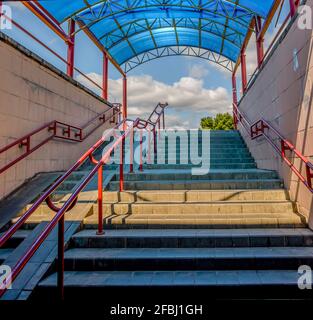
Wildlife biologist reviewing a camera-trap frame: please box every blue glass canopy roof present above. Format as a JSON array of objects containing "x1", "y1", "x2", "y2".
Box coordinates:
[{"x1": 38, "y1": 0, "x2": 276, "y2": 72}]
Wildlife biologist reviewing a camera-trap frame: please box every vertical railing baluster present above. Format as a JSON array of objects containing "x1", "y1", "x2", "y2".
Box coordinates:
[
  {"x1": 139, "y1": 130, "x2": 143, "y2": 172},
  {"x1": 57, "y1": 216, "x2": 65, "y2": 301},
  {"x1": 120, "y1": 138, "x2": 124, "y2": 191},
  {"x1": 97, "y1": 165, "x2": 104, "y2": 235},
  {"x1": 129, "y1": 128, "x2": 134, "y2": 173}
]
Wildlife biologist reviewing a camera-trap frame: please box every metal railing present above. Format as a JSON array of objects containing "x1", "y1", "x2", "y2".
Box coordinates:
[
  {"x1": 137, "y1": 102, "x2": 168, "y2": 158},
  {"x1": 0, "y1": 9, "x2": 112, "y2": 96},
  {"x1": 233, "y1": 103, "x2": 313, "y2": 192},
  {"x1": 0, "y1": 105, "x2": 121, "y2": 175},
  {"x1": 0, "y1": 101, "x2": 167, "y2": 299}
]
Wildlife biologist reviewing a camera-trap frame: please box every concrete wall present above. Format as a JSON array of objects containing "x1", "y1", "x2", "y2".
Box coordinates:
[
  {"x1": 0, "y1": 33, "x2": 116, "y2": 199},
  {"x1": 238, "y1": 1, "x2": 313, "y2": 227}
]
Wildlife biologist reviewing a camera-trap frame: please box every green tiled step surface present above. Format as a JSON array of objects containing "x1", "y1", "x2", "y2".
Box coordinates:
[
  {"x1": 143, "y1": 163, "x2": 257, "y2": 169},
  {"x1": 113, "y1": 169, "x2": 279, "y2": 181}
]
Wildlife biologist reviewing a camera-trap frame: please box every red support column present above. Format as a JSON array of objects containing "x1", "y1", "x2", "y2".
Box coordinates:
[
  {"x1": 67, "y1": 19, "x2": 75, "y2": 77},
  {"x1": 289, "y1": 0, "x2": 296, "y2": 17},
  {"x1": 232, "y1": 74, "x2": 238, "y2": 129},
  {"x1": 240, "y1": 50, "x2": 247, "y2": 94},
  {"x1": 255, "y1": 16, "x2": 264, "y2": 67},
  {"x1": 102, "y1": 53, "x2": 109, "y2": 100},
  {"x1": 122, "y1": 76, "x2": 127, "y2": 130}
]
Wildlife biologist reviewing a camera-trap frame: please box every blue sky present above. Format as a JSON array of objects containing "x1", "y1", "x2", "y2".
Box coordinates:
[{"x1": 1, "y1": 1, "x2": 290, "y2": 128}]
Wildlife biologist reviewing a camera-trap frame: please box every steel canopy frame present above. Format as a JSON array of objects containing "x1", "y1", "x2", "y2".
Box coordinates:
[
  {"x1": 35, "y1": 0, "x2": 277, "y2": 71},
  {"x1": 123, "y1": 46, "x2": 234, "y2": 73}
]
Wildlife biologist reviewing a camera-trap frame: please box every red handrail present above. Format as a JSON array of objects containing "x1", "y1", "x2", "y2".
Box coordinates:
[
  {"x1": 0, "y1": 12, "x2": 105, "y2": 96},
  {"x1": 233, "y1": 103, "x2": 313, "y2": 192},
  {"x1": 0, "y1": 105, "x2": 121, "y2": 174},
  {"x1": 136, "y1": 102, "x2": 168, "y2": 157},
  {"x1": 0, "y1": 102, "x2": 166, "y2": 299},
  {"x1": 0, "y1": 117, "x2": 140, "y2": 299}
]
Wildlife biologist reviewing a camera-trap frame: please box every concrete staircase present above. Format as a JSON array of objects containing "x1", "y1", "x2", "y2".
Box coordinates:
[
  {"x1": 33, "y1": 130, "x2": 313, "y2": 300},
  {"x1": 83, "y1": 130, "x2": 305, "y2": 229}
]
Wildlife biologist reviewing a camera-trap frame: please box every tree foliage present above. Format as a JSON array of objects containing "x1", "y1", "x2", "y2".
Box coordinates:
[{"x1": 200, "y1": 113, "x2": 234, "y2": 130}]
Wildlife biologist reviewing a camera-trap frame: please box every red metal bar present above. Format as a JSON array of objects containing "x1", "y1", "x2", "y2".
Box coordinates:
[
  {"x1": 67, "y1": 19, "x2": 75, "y2": 77},
  {"x1": 232, "y1": 74, "x2": 238, "y2": 129},
  {"x1": 139, "y1": 130, "x2": 143, "y2": 171},
  {"x1": 119, "y1": 138, "x2": 124, "y2": 191},
  {"x1": 240, "y1": 50, "x2": 247, "y2": 93},
  {"x1": 289, "y1": 0, "x2": 297, "y2": 17},
  {"x1": 233, "y1": 103, "x2": 313, "y2": 194},
  {"x1": 147, "y1": 130, "x2": 152, "y2": 164},
  {"x1": 22, "y1": 1, "x2": 69, "y2": 42},
  {"x1": 0, "y1": 119, "x2": 140, "y2": 298},
  {"x1": 103, "y1": 53, "x2": 109, "y2": 100},
  {"x1": 153, "y1": 128, "x2": 157, "y2": 156},
  {"x1": 0, "y1": 106, "x2": 120, "y2": 175},
  {"x1": 129, "y1": 128, "x2": 134, "y2": 173},
  {"x1": 57, "y1": 216, "x2": 65, "y2": 300},
  {"x1": 255, "y1": 16, "x2": 264, "y2": 67},
  {"x1": 97, "y1": 165, "x2": 104, "y2": 235},
  {"x1": 162, "y1": 112, "x2": 165, "y2": 129},
  {"x1": 122, "y1": 77, "x2": 127, "y2": 130}
]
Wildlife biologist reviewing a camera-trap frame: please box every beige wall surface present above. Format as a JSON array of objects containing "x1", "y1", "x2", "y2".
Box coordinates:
[
  {"x1": 0, "y1": 34, "x2": 116, "y2": 199},
  {"x1": 238, "y1": 1, "x2": 313, "y2": 227}
]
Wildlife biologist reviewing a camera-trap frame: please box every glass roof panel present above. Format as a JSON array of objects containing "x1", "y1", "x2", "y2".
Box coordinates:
[{"x1": 37, "y1": 0, "x2": 276, "y2": 72}]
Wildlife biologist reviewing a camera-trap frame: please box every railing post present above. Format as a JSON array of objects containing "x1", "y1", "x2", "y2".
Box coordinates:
[
  {"x1": 147, "y1": 130, "x2": 151, "y2": 164},
  {"x1": 57, "y1": 215, "x2": 65, "y2": 301},
  {"x1": 129, "y1": 128, "x2": 134, "y2": 173},
  {"x1": 162, "y1": 112, "x2": 165, "y2": 129},
  {"x1": 119, "y1": 138, "x2": 124, "y2": 191},
  {"x1": 158, "y1": 119, "x2": 161, "y2": 138},
  {"x1": 153, "y1": 127, "x2": 157, "y2": 157},
  {"x1": 139, "y1": 130, "x2": 143, "y2": 171},
  {"x1": 240, "y1": 49, "x2": 247, "y2": 93},
  {"x1": 281, "y1": 140, "x2": 286, "y2": 158},
  {"x1": 66, "y1": 19, "x2": 75, "y2": 77},
  {"x1": 97, "y1": 165, "x2": 104, "y2": 235},
  {"x1": 122, "y1": 76, "x2": 127, "y2": 130},
  {"x1": 255, "y1": 16, "x2": 264, "y2": 67},
  {"x1": 102, "y1": 53, "x2": 109, "y2": 100},
  {"x1": 289, "y1": 0, "x2": 297, "y2": 17},
  {"x1": 232, "y1": 74, "x2": 238, "y2": 129},
  {"x1": 306, "y1": 165, "x2": 313, "y2": 189}
]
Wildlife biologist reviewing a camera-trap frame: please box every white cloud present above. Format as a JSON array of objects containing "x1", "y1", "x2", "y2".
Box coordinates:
[
  {"x1": 188, "y1": 64, "x2": 209, "y2": 79},
  {"x1": 77, "y1": 73, "x2": 231, "y2": 129}
]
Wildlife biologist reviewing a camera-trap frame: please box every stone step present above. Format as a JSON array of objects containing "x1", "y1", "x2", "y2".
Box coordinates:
[
  {"x1": 0, "y1": 229, "x2": 32, "y2": 248},
  {"x1": 84, "y1": 213, "x2": 306, "y2": 229},
  {"x1": 60, "y1": 247, "x2": 313, "y2": 271},
  {"x1": 114, "y1": 169, "x2": 278, "y2": 182},
  {"x1": 71, "y1": 229, "x2": 313, "y2": 248},
  {"x1": 155, "y1": 155, "x2": 254, "y2": 160},
  {"x1": 103, "y1": 190, "x2": 290, "y2": 203},
  {"x1": 108, "y1": 179, "x2": 284, "y2": 191},
  {"x1": 0, "y1": 248, "x2": 14, "y2": 263},
  {"x1": 156, "y1": 147, "x2": 250, "y2": 152},
  {"x1": 143, "y1": 163, "x2": 257, "y2": 169},
  {"x1": 156, "y1": 143, "x2": 248, "y2": 149},
  {"x1": 38, "y1": 270, "x2": 312, "y2": 291},
  {"x1": 98, "y1": 201, "x2": 296, "y2": 215}
]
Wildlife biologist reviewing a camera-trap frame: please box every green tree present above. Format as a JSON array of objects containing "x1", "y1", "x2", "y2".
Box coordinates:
[{"x1": 200, "y1": 113, "x2": 234, "y2": 130}]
